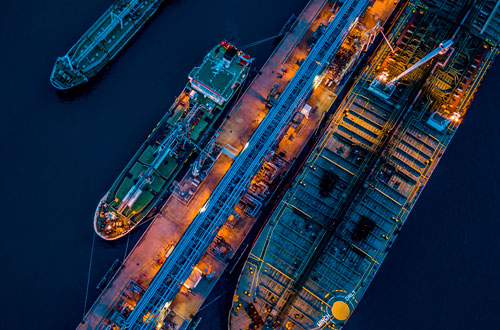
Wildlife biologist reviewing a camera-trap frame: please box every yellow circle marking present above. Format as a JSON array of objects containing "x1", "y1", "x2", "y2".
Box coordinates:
[{"x1": 331, "y1": 301, "x2": 350, "y2": 321}]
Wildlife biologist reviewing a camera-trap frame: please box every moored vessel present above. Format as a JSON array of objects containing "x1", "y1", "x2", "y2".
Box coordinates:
[
  {"x1": 94, "y1": 41, "x2": 252, "y2": 240},
  {"x1": 228, "y1": 1, "x2": 500, "y2": 329}
]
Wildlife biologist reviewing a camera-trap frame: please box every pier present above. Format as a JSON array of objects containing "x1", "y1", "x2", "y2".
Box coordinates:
[
  {"x1": 76, "y1": 1, "x2": 500, "y2": 329},
  {"x1": 78, "y1": 0, "x2": 339, "y2": 328}
]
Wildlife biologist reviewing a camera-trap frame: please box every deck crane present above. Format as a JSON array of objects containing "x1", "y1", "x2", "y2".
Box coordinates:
[
  {"x1": 369, "y1": 39, "x2": 454, "y2": 99},
  {"x1": 386, "y1": 39, "x2": 454, "y2": 87}
]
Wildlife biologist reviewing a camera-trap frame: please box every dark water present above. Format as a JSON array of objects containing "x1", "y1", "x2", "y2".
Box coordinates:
[{"x1": 1, "y1": 1, "x2": 499, "y2": 329}]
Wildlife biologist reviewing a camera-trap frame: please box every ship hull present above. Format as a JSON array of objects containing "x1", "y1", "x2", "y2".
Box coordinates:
[
  {"x1": 228, "y1": 1, "x2": 500, "y2": 329},
  {"x1": 50, "y1": 0, "x2": 165, "y2": 90},
  {"x1": 94, "y1": 42, "x2": 252, "y2": 240}
]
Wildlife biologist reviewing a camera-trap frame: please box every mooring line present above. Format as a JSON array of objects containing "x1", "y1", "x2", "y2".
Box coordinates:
[{"x1": 83, "y1": 231, "x2": 96, "y2": 319}]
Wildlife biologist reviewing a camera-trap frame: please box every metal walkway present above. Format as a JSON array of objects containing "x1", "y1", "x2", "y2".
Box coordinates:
[
  {"x1": 123, "y1": 1, "x2": 370, "y2": 328},
  {"x1": 70, "y1": 0, "x2": 161, "y2": 72}
]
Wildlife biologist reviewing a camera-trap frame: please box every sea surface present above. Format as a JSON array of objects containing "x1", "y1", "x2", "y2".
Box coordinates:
[{"x1": 1, "y1": 0, "x2": 499, "y2": 329}]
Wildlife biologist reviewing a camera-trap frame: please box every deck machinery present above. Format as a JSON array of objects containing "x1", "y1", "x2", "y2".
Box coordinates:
[
  {"x1": 94, "y1": 41, "x2": 252, "y2": 240},
  {"x1": 50, "y1": 0, "x2": 164, "y2": 90},
  {"x1": 228, "y1": 1, "x2": 500, "y2": 330}
]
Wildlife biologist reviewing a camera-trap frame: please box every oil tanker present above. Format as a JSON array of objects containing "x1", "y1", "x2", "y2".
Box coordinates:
[
  {"x1": 50, "y1": 0, "x2": 164, "y2": 90},
  {"x1": 94, "y1": 41, "x2": 252, "y2": 240},
  {"x1": 229, "y1": 0, "x2": 500, "y2": 329}
]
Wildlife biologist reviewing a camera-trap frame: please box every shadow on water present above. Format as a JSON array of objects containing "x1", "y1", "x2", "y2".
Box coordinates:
[{"x1": 55, "y1": 72, "x2": 105, "y2": 102}]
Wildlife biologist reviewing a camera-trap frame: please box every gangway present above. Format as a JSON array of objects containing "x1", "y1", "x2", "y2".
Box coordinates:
[
  {"x1": 122, "y1": 1, "x2": 371, "y2": 328},
  {"x1": 362, "y1": 21, "x2": 395, "y2": 53}
]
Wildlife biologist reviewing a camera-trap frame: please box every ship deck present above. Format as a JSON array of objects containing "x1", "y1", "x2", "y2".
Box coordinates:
[
  {"x1": 229, "y1": 1, "x2": 499, "y2": 329},
  {"x1": 51, "y1": 0, "x2": 163, "y2": 89},
  {"x1": 77, "y1": 0, "x2": 334, "y2": 328},
  {"x1": 95, "y1": 41, "x2": 252, "y2": 240},
  {"x1": 69, "y1": 0, "x2": 162, "y2": 73}
]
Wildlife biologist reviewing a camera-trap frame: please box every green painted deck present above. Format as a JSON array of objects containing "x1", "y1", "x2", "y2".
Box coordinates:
[
  {"x1": 95, "y1": 41, "x2": 251, "y2": 239},
  {"x1": 189, "y1": 45, "x2": 246, "y2": 100}
]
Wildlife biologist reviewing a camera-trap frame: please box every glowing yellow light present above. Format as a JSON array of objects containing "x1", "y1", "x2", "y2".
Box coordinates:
[
  {"x1": 312, "y1": 74, "x2": 324, "y2": 90},
  {"x1": 157, "y1": 322, "x2": 163, "y2": 329},
  {"x1": 378, "y1": 72, "x2": 389, "y2": 82},
  {"x1": 142, "y1": 312, "x2": 152, "y2": 323},
  {"x1": 450, "y1": 112, "x2": 461, "y2": 123}
]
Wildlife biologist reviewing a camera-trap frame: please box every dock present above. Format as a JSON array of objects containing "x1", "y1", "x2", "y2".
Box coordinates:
[
  {"x1": 76, "y1": 1, "x2": 500, "y2": 329},
  {"x1": 77, "y1": 0, "x2": 338, "y2": 328}
]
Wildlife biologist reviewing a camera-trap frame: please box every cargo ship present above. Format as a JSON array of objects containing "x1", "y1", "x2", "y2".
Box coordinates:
[
  {"x1": 229, "y1": 1, "x2": 500, "y2": 329},
  {"x1": 50, "y1": 0, "x2": 164, "y2": 90},
  {"x1": 94, "y1": 41, "x2": 252, "y2": 240}
]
